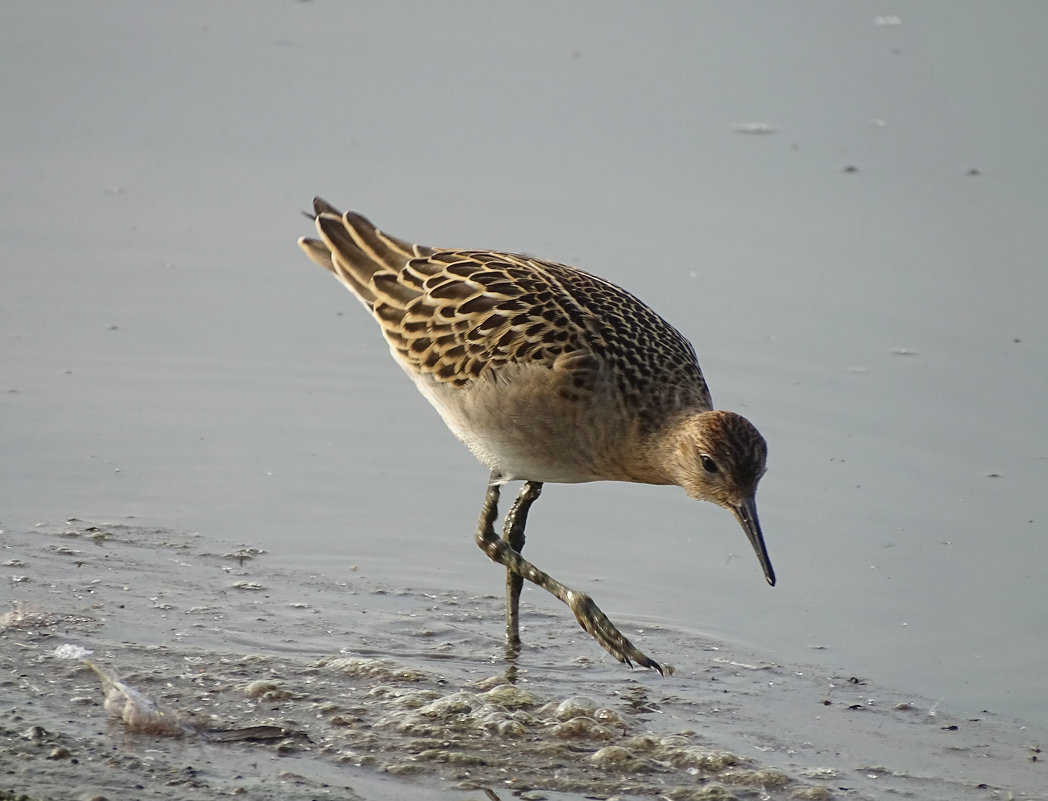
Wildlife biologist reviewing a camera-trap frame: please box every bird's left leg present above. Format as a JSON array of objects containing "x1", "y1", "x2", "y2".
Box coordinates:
[{"x1": 501, "y1": 481, "x2": 543, "y2": 648}]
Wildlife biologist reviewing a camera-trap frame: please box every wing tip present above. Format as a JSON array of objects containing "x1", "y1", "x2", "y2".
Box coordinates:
[
  {"x1": 298, "y1": 236, "x2": 336, "y2": 271},
  {"x1": 312, "y1": 196, "x2": 340, "y2": 217}
]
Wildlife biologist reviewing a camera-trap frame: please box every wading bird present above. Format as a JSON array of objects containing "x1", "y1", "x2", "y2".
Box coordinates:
[{"x1": 299, "y1": 199, "x2": 775, "y2": 672}]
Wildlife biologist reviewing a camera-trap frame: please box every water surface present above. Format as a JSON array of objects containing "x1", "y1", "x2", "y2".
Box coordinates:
[{"x1": 2, "y1": 4, "x2": 1047, "y2": 797}]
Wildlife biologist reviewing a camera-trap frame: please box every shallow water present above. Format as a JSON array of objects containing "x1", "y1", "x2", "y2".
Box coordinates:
[
  {"x1": 2, "y1": 2, "x2": 1048, "y2": 797},
  {"x1": 2, "y1": 521, "x2": 1044, "y2": 801}
]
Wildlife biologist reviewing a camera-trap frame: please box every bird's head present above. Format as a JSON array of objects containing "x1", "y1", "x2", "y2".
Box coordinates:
[{"x1": 669, "y1": 410, "x2": 775, "y2": 586}]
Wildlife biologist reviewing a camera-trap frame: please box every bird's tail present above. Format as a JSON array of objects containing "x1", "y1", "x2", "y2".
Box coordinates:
[{"x1": 298, "y1": 197, "x2": 432, "y2": 309}]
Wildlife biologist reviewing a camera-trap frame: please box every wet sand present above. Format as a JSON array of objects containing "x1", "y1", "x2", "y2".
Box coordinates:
[{"x1": 2, "y1": 520, "x2": 1043, "y2": 801}]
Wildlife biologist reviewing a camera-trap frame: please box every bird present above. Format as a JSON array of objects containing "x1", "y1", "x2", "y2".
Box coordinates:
[{"x1": 298, "y1": 198, "x2": 774, "y2": 673}]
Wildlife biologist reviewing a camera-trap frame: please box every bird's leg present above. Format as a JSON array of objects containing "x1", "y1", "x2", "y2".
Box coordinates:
[
  {"x1": 475, "y1": 474, "x2": 662, "y2": 673},
  {"x1": 501, "y1": 481, "x2": 543, "y2": 649}
]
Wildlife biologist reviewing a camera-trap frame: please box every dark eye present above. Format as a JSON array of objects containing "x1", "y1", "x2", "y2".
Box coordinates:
[{"x1": 700, "y1": 453, "x2": 719, "y2": 474}]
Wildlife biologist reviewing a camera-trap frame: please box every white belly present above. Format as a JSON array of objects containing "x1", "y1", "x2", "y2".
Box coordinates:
[{"x1": 405, "y1": 362, "x2": 615, "y2": 484}]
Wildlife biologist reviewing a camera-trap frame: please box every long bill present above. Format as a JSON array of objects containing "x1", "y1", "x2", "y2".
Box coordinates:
[{"x1": 732, "y1": 496, "x2": 776, "y2": 587}]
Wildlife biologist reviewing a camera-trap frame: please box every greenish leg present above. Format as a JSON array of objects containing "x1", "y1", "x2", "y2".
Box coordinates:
[
  {"x1": 475, "y1": 472, "x2": 662, "y2": 673},
  {"x1": 502, "y1": 480, "x2": 542, "y2": 649}
]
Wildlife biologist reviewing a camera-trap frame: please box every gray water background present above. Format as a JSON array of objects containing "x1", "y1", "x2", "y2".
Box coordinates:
[{"x1": 3, "y1": 1, "x2": 1046, "y2": 731}]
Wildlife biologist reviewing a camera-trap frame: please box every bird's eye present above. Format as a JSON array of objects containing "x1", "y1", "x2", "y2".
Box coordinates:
[{"x1": 699, "y1": 453, "x2": 719, "y2": 474}]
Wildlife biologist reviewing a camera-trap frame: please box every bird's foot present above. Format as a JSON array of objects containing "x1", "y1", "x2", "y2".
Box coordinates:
[{"x1": 566, "y1": 591, "x2": 662, "y2": 674}]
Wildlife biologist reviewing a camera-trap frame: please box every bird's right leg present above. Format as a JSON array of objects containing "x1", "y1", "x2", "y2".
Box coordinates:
[
  {"x1": 475, "y1": 474, "x2": 662, "y2": 673},
  {"x1": 501, "y1": 480, "x2": 543, "y2": 649}
]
